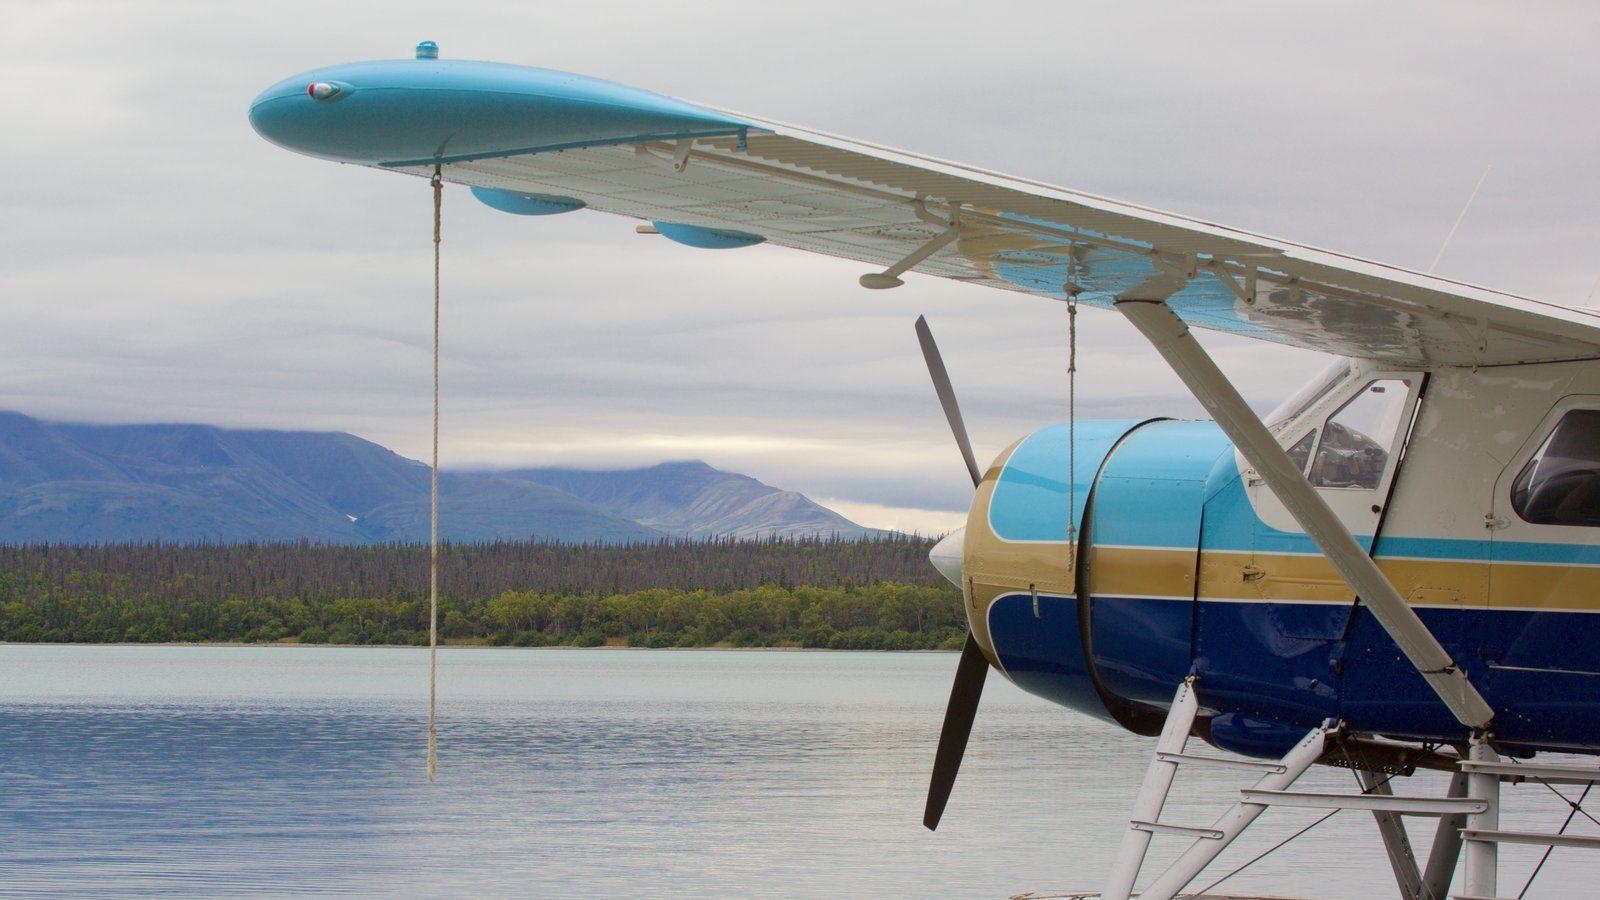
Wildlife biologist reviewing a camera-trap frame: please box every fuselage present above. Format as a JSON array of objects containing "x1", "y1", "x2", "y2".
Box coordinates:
[{"x1": 955, "y1": 357, "x2": 1600, "y2": 757}]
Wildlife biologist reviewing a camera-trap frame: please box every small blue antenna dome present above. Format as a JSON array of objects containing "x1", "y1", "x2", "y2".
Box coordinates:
[{"x1": 415, "y1": 40, "x2": 439, "y2": 60}]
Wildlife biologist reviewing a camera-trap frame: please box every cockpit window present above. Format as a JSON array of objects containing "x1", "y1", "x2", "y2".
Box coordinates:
[
  {"x1": 1286, "y1": 430, "x2": 1316, "y2": 474},
  {"x1": 1309, "y1": 379, "x2": 1411, "y2": 489},
  {"x1": 1511, "y1": 409, "x2": 1600, "y2": 527},
  {"x1": 1265, "y1": 359, "x2": 1353, "y2": 431}
]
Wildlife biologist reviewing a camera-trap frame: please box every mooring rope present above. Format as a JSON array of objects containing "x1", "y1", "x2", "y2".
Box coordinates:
[{"x1": 427, "y1": 164, "x2": 442, "y2": 782}]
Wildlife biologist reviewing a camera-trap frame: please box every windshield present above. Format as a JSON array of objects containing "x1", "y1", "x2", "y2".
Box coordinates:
[
  {"x1": 1264, "y1": 359, "x2": 1352, "y2": 431},
  {"x1": 1308, "y1": 378, "x2": 1412, "y2": 489}
]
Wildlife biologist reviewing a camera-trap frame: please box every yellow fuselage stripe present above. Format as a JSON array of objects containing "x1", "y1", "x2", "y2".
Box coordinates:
[{"x1": 1074, "y1": 545, "x2": 1600, "y2": 612}]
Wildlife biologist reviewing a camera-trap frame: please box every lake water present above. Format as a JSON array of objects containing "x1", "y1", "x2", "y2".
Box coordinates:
[{"x1": 0, "y1": 646, "x2": 1591, "y2": 898}]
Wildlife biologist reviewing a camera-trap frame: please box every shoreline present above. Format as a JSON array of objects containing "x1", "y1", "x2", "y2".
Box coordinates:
[{"x1": 0, "y1": 641, "x2": 957, "y2": 652}]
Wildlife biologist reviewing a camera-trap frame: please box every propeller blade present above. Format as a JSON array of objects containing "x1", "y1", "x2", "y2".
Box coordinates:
[
  {"x1": 915, "y1": 315, "x2": 982, "y2": 488},
  {"x1": 924, "y1": 631, "x2": 990, "y2": 831}
]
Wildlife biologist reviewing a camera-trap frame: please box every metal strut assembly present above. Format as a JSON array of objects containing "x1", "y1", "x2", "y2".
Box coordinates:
[
  {"x1": 1102, "y1": 678, "x2": 1201, "y2": 900},
  {"x1": 1103, "y1": 684, "x2": 1600, "y2": 899},
  {"x1": 1456, "y1": 744, "x2": 1600, "y2": 899},
  {"x1": 1102, "y1": 680, "x2": 1341, "y2": 900},
  {"x1": 1356, "y1": 767, "x2": 1472, "y2": 900},
  {"x1": 859, "y1": 201, "x2": 961, "y2": 290},
  {"x1": 1100, "y1": 681, "x2": 1515, "y2": 900}
]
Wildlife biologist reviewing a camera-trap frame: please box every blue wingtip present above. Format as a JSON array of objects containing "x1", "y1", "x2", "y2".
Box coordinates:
[{"x1": 248, "y1": 58, "x2": 751, "y2": 167}]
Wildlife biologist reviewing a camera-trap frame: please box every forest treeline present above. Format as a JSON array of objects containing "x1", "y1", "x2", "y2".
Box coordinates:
[{"x1": 0, "y1": 537, "x2": 967, "y2": 649}]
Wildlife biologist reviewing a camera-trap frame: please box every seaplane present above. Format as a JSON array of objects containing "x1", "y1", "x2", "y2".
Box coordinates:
[{"x1": 250, "y1": 42, "x2": 1600, "y2": 899}]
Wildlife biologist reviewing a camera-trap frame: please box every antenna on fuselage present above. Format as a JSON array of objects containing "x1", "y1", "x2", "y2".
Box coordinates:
[{"x1": 1428, "y1": 164, "x2": 1493, "y2": 274}]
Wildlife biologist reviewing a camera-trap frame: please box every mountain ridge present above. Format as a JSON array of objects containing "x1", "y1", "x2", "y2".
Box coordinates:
[
  {"x1": 0, "y1": 412, "x2": 872, "y2": 544},
  {"x1": 511, "y1": 460, "x2": 874, "y2": 539}
]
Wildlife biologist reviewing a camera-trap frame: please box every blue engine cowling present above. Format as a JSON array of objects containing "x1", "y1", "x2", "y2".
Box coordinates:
[
  {"x1": 961, "y1": 419, "x2": 1234, "y2": 738},
  {"x1": 958, "y1": 416, "x2": 1600, "y2": 759}
]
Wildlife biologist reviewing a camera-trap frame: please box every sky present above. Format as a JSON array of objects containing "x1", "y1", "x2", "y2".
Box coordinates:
[{"x1": 5, "y1": 2, "x2": 1600, "y2": 534}]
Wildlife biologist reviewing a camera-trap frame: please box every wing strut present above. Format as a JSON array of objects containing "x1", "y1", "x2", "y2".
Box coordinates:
[{"x1": 1114, "y1": 276, "x2": 1494, "y2": 732}]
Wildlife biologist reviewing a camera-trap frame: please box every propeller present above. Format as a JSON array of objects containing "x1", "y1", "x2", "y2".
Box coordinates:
[
  {"x1": 915, "y1": 316, "x2": 981, "y2": 490},
  {"x1": 914, "y1": 314, "x2": 990, "y2": 831}
]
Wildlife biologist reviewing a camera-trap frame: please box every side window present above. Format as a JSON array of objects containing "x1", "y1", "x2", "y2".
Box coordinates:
[
  {"x1": 1511, "y1": 409, "x2": 1600, "y2": 526},
  {"x1": 1309, "y1": 379, "x2": 1411, "y2": 489}
]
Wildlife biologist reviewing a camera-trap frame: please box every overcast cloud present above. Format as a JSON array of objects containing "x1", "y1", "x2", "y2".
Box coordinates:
[{"x1": 5, "y1": 1, "x2": 1599, "y2": 532}]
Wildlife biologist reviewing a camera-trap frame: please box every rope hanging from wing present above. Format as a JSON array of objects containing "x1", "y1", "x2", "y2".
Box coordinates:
[
  {"x1": 1065, "y1": 254, "x2": 1082, "y2": 571},
  {"x1": 427, "y1": 165, "x2": 442, "y2": 782}
]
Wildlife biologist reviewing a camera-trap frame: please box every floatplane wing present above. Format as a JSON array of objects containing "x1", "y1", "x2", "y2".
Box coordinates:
[
  {"x1": 250, "y1": 55, "x2": 1564, "y2": 729},
  {"x1": 252, "y1": 57, "x2": 1600, "y2": 367},
  {"x1": 404, "y1": 111, "x2": 1600, "y2": 369},
  {"x1": 253, "y1": 55, "x2": 1600, "y2": 894}
]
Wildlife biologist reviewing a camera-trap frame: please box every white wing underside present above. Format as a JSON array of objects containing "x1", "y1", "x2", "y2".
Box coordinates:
[{"x1": 400, "y1": 116, "x2": 1600, "y2": 368}]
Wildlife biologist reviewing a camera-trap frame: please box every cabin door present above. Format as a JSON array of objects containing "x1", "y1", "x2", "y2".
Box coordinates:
[{"x1": 1488, "y1": 397, "x2": 1600, "y2": 678}]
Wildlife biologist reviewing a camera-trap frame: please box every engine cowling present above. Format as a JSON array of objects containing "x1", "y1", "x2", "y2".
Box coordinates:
[{"x1": 948, "y1": 418, "x2": 1232, "y2": 732}]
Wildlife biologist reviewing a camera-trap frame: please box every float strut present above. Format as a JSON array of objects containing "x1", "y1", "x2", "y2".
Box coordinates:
[
  {"x1": 1135, "y1": 721, "x2": 1337, "y2": 900},
  {"x1": 1102, "y1": 679, "x2": 1199, "y2": 900},
  {"x1": 1463, "y1": 737, "x2": 1501, "y2": 898},
  {"x1": 1358, "y1": 769, "x2": 1424, "y2": 899},
  {"x1": 1420, "y1": 772, "x2": 1469, "y2": 900}
]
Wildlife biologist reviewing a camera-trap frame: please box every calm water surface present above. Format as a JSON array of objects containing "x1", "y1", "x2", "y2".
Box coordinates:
[{"x1": 0, "y1": 646, "x2": 1592, "y2": 897}]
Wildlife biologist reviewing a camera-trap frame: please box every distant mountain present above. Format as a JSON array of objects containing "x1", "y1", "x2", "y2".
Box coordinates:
[
  {"x1": 512, "y1": 461, "x2": 878, "y2": 539},
  {"x1": 0, "y1": 412, "x2": 871, "y2": 544}
]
